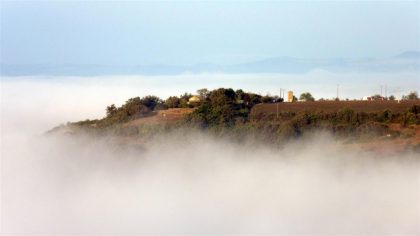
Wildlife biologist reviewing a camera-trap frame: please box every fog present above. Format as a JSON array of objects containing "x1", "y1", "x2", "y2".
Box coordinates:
[
  {"x1": 1, "y1": 75, "x2": 419, "y2": 235},
  {"x1": 2, "y1": 71, "x2": 419, "y2": 132}
]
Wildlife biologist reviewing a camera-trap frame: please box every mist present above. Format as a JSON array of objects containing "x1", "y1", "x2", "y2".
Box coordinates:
[{"x1": 1, "y1": 75, "x2": 419, "y2": 235}]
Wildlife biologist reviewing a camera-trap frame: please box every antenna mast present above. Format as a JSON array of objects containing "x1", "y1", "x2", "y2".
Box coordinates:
[{"x1": 336, "y1": 84, "x2": 339, "y2": 101}]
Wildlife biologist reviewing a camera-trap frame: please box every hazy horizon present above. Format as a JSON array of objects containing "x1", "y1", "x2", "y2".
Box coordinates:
[
  {"x1": 1, "y1": 1, "x2": 419, "y2": 66},
  {"x1": 1, "y1": 1, "x2": 420, "y2": 235}
]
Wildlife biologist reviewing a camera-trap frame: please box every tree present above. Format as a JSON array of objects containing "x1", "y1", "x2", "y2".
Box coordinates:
[
  {"x1": 261, "y1": 95, "x2": 275, "y2": 103},
  {"x1": 165, "y1": 96, "x2": 180, "y2": 108},
  {"x1": 106, "y1": 104, "x2": 117, "y2": 117},
  {"x1": 299, "y1": 92, "x2": 314, "y2": 101},
  {"x1": 209, "y1": 88, "x2": 236, "y2": 107},
  {"x1": 180, "y1": 92, "x2": 192, "y2": 100},
  {"x1": 242, "y1": 92, "x2": 262, "y2": 107},
  {"x1": 188, "y1": 88, "x2": 245, "y2": 126},
  {"x1": 388, "y1": 95, "x2": 395, "y2": 101},
  {"x1": 403, "y1": 91, "x2": 419, "y2": 100},
  {"x1": 371, "y1": 94, "x2": 383, "y2": 101},
  {"x1": 271, "y1": 95, "x2": 283, "y2": 103},
  {"x1": 179, "y1": 98, "x2": 190, "y2": 108},
  {"x1": 140, "y1": 95, "x2": 162, "y2": 110},
  {"x1": 127, "y1": 104, "x2": 150, "y2": 117},
  {"x1": 197, "y1": 88, "x2": 209, "y2": 100},
  {"x1": 235, "y1": 89, "x2": 245, "y2": 102},
  {"x1": 122, "y1": 97, "x2": 150, "y2": 117}
]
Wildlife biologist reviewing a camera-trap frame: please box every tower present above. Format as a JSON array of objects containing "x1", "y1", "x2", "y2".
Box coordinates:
[{"x1": 287, "y1": 91, "x2": 294, "y2": 102}]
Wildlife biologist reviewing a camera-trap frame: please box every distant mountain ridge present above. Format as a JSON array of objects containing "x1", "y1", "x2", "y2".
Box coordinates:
[
  {"x1": 394, "y1": 51, "x2": 420, "y2": 59},
  {"x1": 1, "y1": 51, "x2": 419, "y2": 76}
]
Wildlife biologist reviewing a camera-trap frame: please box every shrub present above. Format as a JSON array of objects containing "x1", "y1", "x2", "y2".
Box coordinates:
[
  {"x1": 337, "y1": 108, "x2": 356, "y2": 123},
  {"x1": 400, "y1": 111, "x2": 417, "y2": 126},
  {"x1": 165, "y1": 96, "x2": 180, "y2": 108},
  {"x1": 408, "y1": 105, "x2": 420, "y2": 114},
  {"x1": 375, "y1": 109, "x2": 393, "y2": 123}
]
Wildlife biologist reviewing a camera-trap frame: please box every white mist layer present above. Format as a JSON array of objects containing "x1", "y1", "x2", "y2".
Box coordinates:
[
  {"x1": 1, "y1": 72, "x2": 419, "y2": 133},
  {"x1": 2, "y1": 133, "x2": 419, "y2": 234},
  {"x1": 1, "y1": 75, "x2": 420, "y2": 234}
]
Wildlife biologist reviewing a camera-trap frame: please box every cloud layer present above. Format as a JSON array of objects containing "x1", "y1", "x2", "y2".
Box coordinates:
[
  {"x1": 2, "y1": 131, "x2": 419, "y2": 234},
  {"x1": 1, "y1": 75, "x2": 419, "y2": 234}
]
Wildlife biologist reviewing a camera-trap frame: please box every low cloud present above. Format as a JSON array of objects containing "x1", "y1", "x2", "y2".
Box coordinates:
[
  {"x1": 2, "y1": 131, "x2": 419, "y2": 234},
  {"x1": 1, "y1": 75, "x2": 419, "y2": 234}
]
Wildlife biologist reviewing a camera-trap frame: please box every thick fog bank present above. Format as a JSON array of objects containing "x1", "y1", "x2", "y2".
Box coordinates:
[
  {"x1": 1, "y1": 75, "x2": 419, "y2": 234},
  {"x1": 1, "y1": 131, "x2": 419, "y2": 235}
]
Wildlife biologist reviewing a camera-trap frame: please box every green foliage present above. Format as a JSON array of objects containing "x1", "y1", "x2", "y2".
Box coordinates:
[
  {"x1": 178, "y1": 98, "x2": 191, "y2": 108},
  {"x1": 299, "y1": 92, "x2": 315, "y2": 102},
  {"x1": 337, "y1": 108, "x2": 356, "y2": 123},
  {"x1": 260, "y1": 94, "x2": 282, "y2": 103},
  {"x1": 209, "y1": 88, "x2": 236, "y2": 106},
  {"x1": 165, "y1": 96, "x2": 180, "y2": 108},
  {"x1": 106, "y1": 104, "x2": 117, "y2": 117},
  {"x1": 186, "y1": 88, "x2": 263, "y2": 127},
  {"x1": 68, "y1": 88, "x2": 420, "y2": 142},
  {"x1": 197, "y1": 88, "x2": 210, "y2": 100},
  {"x1": 122, "y1": 97, "x2": 150, "y2": 116},
  {"x1": 100, "y1": 95, "x2": 165, "y2": 126},
  {"x1": 180, "y1": 92, "x2": 192, "y2": 100},
  {"x1": 235, "y1": 89, "x2": 245, "y2": 101},
  {"x1": 139, "y1": 95, "x2": 163, "y2": 110},
  {"x1": 381, "y1": 109, "x2": 393, "y2": 122},
  {"x1": 371, "y1": 94, "x2": 383, "y2": 100},
  {"x1": 242, "y1": 92, "x2": 262, "y2": 107},
  {"x1": 400, "y1": 111, "x2": 418, "y2": 126},
  {"x1": 403, "y1": 91, "x2": 419, "y2": 100}
]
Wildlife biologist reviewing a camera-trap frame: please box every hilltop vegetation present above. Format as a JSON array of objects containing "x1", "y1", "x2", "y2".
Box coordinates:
[
  {"x1": 74, "y1": 88, "x2": 282, "y2": 129},
  {"x1": 54, "y1": 88, "x2": 420, "y2": 150}
]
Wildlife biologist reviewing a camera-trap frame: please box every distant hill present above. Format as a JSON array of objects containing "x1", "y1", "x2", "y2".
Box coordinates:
[
  {"x1": 394, "y1": 51, "x2": 420, "y2": 59},
  {"x1": 2, "y1": 51, "x2": 419, "y2": 76}
]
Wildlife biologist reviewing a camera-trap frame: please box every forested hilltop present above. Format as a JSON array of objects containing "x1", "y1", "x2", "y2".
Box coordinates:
[{"x1": 50, "y1": 88, "x2": 420, "y2": 152}]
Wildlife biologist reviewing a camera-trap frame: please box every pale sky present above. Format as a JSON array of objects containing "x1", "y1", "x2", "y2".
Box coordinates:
[{"x1": 1, "y1": 1, "x2": 419, "y2": 65}]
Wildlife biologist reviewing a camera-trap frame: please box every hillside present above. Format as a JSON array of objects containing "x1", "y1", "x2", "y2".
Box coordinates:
[
  {"x1": 124, "y1": 108, "x2": 193, "y2": 126},
  {"x1": 251, "y1": 100, "x2": 420, "y2": 116},
  {"x1": 51, "y1": 88, "x2": 420, "y2": 154}
]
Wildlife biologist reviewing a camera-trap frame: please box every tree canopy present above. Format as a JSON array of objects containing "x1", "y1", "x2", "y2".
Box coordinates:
[
  {"x1": 403, "y1": 91, "x2": 419, "y2": 100},
  {"x1": 299, "y1": 92, "x2": 315, "y2": 101}
]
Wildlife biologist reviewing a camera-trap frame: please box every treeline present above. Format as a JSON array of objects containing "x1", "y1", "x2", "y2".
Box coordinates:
[
  {"x1": 99, "y1": 89, "x2": 420, "y2": 127},
  {"x1": 95, "y1": 88, "x2": 282, "y2": 127},
  {"x1": 164, "y1": 88, "x2": 283, "y2": 109},
  {"x1": 184, "y1": 88, "x2": 283, "y2": 127},
  {"x1": 249, "y1": 106, "x2": 419, "y2": 139},
  {"x1": 70, "y1": 88, "x2": 419, "y2": 141}
]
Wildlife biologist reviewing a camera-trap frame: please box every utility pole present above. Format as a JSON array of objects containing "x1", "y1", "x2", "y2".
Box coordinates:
[
  {"x1": 336, "y1": 84, "x2": 339, "y2": 101},
  {"x1": 279, "y1": 88, "x2": 284, "y2": 101},
  {"x1": 277, "y1": 88, "x2": 281, "y2": 119},
  {"x1": 279, "y1": 89, "x2": 281, "y2": 99}
]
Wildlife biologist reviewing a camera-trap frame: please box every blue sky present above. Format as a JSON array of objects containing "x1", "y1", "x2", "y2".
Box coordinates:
[{"x1": 1, "y1": 1, "x2": 419, "y2": 66}]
